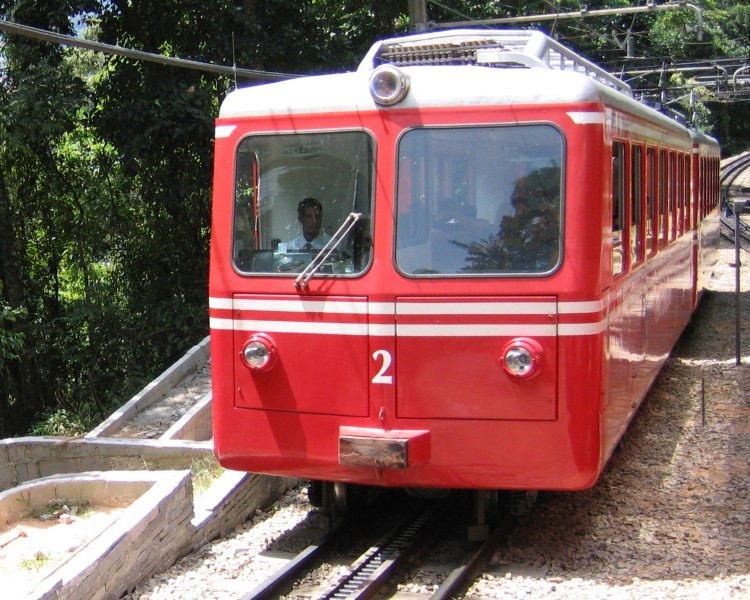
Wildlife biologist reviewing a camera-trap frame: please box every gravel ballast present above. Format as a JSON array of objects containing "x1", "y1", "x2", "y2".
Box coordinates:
[{"x1": 127, "y1": 242, "x2": 749, "y2": 600}]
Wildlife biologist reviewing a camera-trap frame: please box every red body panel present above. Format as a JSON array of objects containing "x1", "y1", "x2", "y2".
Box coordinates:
[
  {"x1": 394, "y1": 296, "x2": 558, "y2": 421},
  {"x1": 210, "y1": 87, "x2": 720, "y2": 491}
]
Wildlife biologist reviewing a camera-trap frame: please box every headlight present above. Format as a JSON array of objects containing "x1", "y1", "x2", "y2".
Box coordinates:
[
  {"x1": 499, "y1": 338, "x2": 542, "y2": 379},
  {"x1": 241, "y1": 334, "x2": 277, "y2": 372},
  {"x1": 369, "y1": 65, "x2": 410, "y2": 106}
]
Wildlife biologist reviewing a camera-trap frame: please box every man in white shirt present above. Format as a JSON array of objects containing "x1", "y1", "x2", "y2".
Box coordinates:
[{"x1": 286, "y1": 197, "x2": 332, "y2": 250}]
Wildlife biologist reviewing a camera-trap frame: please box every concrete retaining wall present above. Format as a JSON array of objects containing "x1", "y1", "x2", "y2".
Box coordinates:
[
  {"x1": 87, "y1": 336, "x2": 210, "y2": 439},
  {"x1": 0, "y1": 449, "x2": 295, "y2": 600},
  {"x1": 0, "y1": 336, "x2": 297, "y2": 600},
  {"x1": 0, "y1": 437, "x2": 213, "y2": 493},
  {"x1": 0, "y1": 470, "x2": 157, "y2": 525},
  {"x1": 161, "y1": 391, "x2": 213, "y2": 441},
  {"x1": 30, "y1": 470, "x2": 193, "y2": 600}
]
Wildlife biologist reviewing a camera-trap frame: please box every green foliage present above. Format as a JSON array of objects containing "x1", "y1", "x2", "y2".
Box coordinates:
[
  {"x1": 2, "y1": 0, "x2": 750, "y2": 437},
  {"x1": 190, "y1": 455, "x2": 224, "y2": 496},
  {"x1": 0, "y1": 294, "x2": 25, "y2": 372},
  {"x1": 33, "y1": 498, "x2": 91, "y2": 519},
  {"x1": 30, "y1": 408, "x2": 88, "y2": 436},
  {"x1": 20, "y1": 552, "x2": 52, "y2": 571}
]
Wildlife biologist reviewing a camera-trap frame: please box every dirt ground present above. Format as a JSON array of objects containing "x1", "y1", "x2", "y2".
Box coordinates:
[{"x1": 1, "y1": 505, "x2": 125, "y2": 598}]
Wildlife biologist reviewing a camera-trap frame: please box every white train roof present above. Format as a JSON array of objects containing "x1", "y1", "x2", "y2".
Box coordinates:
[
  {"x1": 220, "y1": 67, "x2": 608, "y2": 117},
  {"x1": 358, "y1": 29, "x2": 629, "y2": 94},
  {"x1": 218, "y1": 29, "x2": 695, "y2": 138}
]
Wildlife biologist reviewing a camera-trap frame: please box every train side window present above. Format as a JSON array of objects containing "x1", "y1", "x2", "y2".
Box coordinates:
[
  {"x1": 704, "y1": 158, "x2": 708, "y2": 216},
  {"x1": 612, "y1": 141, "x2": 626, "y2": 277},
  {"x1": 704, "y1": 157, "x2": 710, "y2": 218},
  {"x1": 700, "y1": 157, "x2": 706, "y2": 220},
  {"x1": 684, "y1": 158, "x2": 691, "y2": 230},
  {"x1": 668, "y1": 152, "x2": 677, "y2": 241},
  {"x1": 630, "y1": 145, "x2": 644, "y2": 265},
  {"x1": 675, "y1": 154, "x2": 685, "y2": 237},
  {"x1": 646, "y1": 147, "x2": 656, "y2": 254},
  {"x1": 658, "y1": 150, "x2": 668, "y2": 247},
  {"x1": 680, "y1": 154, "x2": 688, "y2": 234},
  {"x1": 396, "y1": 124, "x2": 563, "y2": 276},
  {"x1": 232, "y1": 149, "x2": 259, "y2": 269},
  {"x1": 715, "y1": 158, "x2": 720, "y2": 208}
]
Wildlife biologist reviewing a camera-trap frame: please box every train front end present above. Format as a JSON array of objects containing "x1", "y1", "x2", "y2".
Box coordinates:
[{"x1": 210, "y1": 31, "x2": 609, "y2": 492}]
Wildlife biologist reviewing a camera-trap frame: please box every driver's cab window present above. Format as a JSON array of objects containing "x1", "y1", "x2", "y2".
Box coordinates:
[{"x1": 232, "y1": 131, "x2": 374, "y2": 275}]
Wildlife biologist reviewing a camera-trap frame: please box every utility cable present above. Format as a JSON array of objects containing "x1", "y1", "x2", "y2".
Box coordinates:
[{"x1": 0, "y1": 18, "x2": 293, "y2": 81}]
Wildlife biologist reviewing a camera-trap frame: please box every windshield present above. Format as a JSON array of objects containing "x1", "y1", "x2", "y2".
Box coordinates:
[
  {"x1": 232, "y1": 131, "x2": 374, "y2": 275},
  {"x1": 396, "y1": 125, "x2": 564, "y2": 276}
]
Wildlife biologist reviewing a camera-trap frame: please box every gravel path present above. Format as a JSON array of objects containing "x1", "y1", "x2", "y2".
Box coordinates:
[
  {"x1": 463, "y1": 243, "x2": 750, "y2": 599},
  {"x1": 127, "y1": 241, "x2": 749, "y2": 600},
  {"x1": 115, "y1": 362, "x2": 211, "y2": 439}
]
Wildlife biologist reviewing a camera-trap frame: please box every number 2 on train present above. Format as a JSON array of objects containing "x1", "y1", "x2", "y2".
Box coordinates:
[{"x1": 372, "y1": 349, "x2": 393, "y2": 384}]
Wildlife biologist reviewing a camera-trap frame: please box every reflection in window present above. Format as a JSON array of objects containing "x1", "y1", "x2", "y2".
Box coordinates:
[
  {"x1": 669, "y1": 152, "x2": 677, "y2": 241},
  {"x1": 646, "y1": 147, "x2": 656, "y2": 253},
  {"x1": 684, "y1": 159, "x2": 691, "y2": 231},
  {"x1": 396, "y1": 125, "x2": 563, "y2": 276},
  {"x1": 658, "y1": 150, "x2": 668, "y2": 247},
  {"x1": 232, "y1": 132, "x2": 374, "y2": 275},
  {"x1": 677, "y1": 154, "x2": 684, "y2": 236},
  {"x1": 630, "y1": 145, "x2": 644, "y2": 265},
  {"x1": 612, "y1": 141, "x2": 625, "y2": 276}
]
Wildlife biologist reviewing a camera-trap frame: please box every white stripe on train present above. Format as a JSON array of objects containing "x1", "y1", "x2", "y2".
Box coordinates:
[
  {"x1": 209, "y1": 318, "x2": 603, "y2": 337},
  {"x1": 208, "y1": 296, "x2": 605, "y2": 316}
]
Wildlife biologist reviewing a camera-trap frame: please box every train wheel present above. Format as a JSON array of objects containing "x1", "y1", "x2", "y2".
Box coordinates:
[
  {"x1": 468, "y1": 490, "x2": 499, "y2": 541},
  {"x1": 307, "y1": 480, "x2": 324, "y2": 507},
  {"x1": 314, "y1": 482, "x2": 364, "y2": 519},
  {"x1": 501, "y1": 490, "x2": 538, "y2": 516},
  {"x1": 330, "y1": 482, "x2": 349, "y2": 516}
]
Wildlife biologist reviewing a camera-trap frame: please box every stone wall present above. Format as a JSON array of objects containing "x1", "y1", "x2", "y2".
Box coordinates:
[
  {"x1": 0, "y1": 336, "x2": 297, "y2": 600},
  {"x1": 87, "y1": 337, "x2": 210, "y2": 439},
  {"x1": 30, "y1": 470, "x2": 194, "y2": 600},
  {"x1": 0, "y1": 437, "x2": 213, "y2": 493}
]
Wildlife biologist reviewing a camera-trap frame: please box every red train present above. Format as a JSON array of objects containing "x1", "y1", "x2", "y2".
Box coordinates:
[{"x1": 209, "y1": 30, "x2": 720, "y2": 511}]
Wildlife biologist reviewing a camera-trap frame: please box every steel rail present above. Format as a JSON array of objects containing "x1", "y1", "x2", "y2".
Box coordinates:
[
  {"x1": 720, "y1": 155, "x2": 750, "y2": 248},
  {"x1": 320, "y1": 501, "x2": 448, "y2": 599},
  {"x1": 240, "y1": 499, "x2": 449, "y2": 600},
  {"x1": 721, "y1": 152, "x2": 750, "y2": 192},
  {"x1": 430, "y1": 515, "x2": 514, "y2": 600},
  {"x1": 240, "y1": 518, "x2": 346, "y2": 600}
]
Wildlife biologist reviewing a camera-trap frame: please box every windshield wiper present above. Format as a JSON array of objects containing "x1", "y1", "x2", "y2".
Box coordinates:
[{"x1": 295, "y1": 212, "x2": 362, "y2": 291}]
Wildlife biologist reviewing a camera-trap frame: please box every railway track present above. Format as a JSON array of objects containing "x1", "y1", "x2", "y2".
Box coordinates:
[
  {"x1": 720, "y1": 150, "x2": 750, "y2": 194},
  {"x1": 241, "y1": 492, "x2": 515, "y2": 600},
  {"x1": 720, "y1": 212, "x2": 750, "y2": 246},
  {"x1": 720, "y1": 153, "x2": 750, "y2": 246}
]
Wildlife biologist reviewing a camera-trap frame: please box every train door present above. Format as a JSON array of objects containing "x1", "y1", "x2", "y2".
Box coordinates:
[
  {"x1": 606, "y1": 140, "x2": 633, "y2": 421},
  {"x1": 392, "y1": 124, "x2": 564, "y2": 421},
  {"x1": 628, "y1": 143, "x2": 649, "y2": 401},
  {"x1": 228, "y1": 130, "x2": 376, "y2": 416}
]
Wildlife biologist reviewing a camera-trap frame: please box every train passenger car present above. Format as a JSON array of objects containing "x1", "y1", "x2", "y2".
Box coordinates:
[{"x1": 209, "y1": 30, "x2": 721, "y2": 505}]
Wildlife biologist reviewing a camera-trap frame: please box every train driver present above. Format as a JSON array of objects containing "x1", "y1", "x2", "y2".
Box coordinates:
[{"x1": 285, "y1": 197, "x2": 332, "y2": 251}]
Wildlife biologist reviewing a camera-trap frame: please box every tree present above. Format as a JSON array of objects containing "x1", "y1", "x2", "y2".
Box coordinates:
[
  {"x1": 2, "y1": 0, "x2": 750, "y2": 437},
  {"x1": 0, "y1": 0, "x2": 99, "y2": 435}
]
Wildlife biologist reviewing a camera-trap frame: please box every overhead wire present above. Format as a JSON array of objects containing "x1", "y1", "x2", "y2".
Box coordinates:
[
  {"x1": 0, "y1": 18, "x2": 294, "y2": 81},
  {"x1": 426, "y1": 0, "x2": 483, "y2": 25},
  {"x1": 4, "y1": 6, "x2": 743, "y2": 104},
  {"x1": 421, "y1": 2, "x2": 749, "y2": 103}
]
